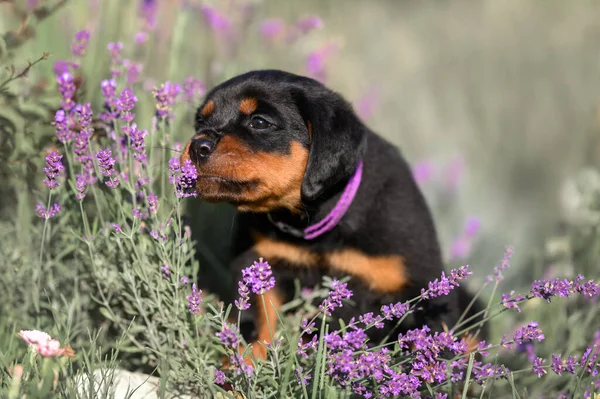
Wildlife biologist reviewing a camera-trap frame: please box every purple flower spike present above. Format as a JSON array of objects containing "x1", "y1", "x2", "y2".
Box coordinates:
[
  {"x1": 123, "y1": 60, "x2": 143, "y2": 85},
  {"x1": 147, "y1": 193, "x2": 158, "y2": 213},
  {"x1": 488, "y1": 245, "x2": 514, "y2": 282},
  {"x1": 124, "y1": 123, "x2": 147, "y2": 163},
  {"x1": 412, "y1": 161, "x2": 434, "y2": 186},
  {"x1": 305, "y1": 42, "x2": 338, "y2": 82},
  {"x1": 216, "y1": 323, "x2": 240, "y2": 347},
  {"x1": 295, "y1": 15, "x2": 323, "y2": 34},
  {"x1": 153, "y1": 82, "x2": 182, "y2": 120},
  {"x1": 71, "y1": 29, "x2": 91, "y2": 57},
  {"x1": 176, "y1": 159, "x2": 198, "y2": 198},
  {"x1": 186, "y1": 283, "x2": 202, "y2": 314},
  {"x1": 107, "y1": 42, "x2": 123, "y2": 77},
  {"x1": 235, "y1": 281, "x2": 251, "y2": 311},
  {"x1": 117, "y1": 88, "x2": 138, "y2": 123},
  {"x1": 421, "y1": 265, "x2": 471, "y2": 299},
  {"x1": 320, "y1": 279, "x2": 353, "y2": 316},
  {"x1": 241, "y1": 258, "x2": 276, "y2": 295},
  {"x1": 182, "y1": 77, "x2": 205, "y2": 103},
  {"x1": 513, "y1": 321, "x2": 545, "y2": 344},
  {"x1": 200, "y1": 5, "x2": 231, "y2": 35},
  {"x1": 54, "y1": 110, "x2": 74, "y2": 144},
  {"x1": 75, "y1": 174, "x2": 87, "y2": 200},
  {"x1": 260, "y1": 19, "x2": 285, "y2": 42},
  {"x1": 140, "y1": 0, "x2": 158, "y2": 30},
  {"x1": 42, "y1": 151, "x2": 64, "y2": 189},
  {"x1": 57, "y1": 72, "x2": 76, "y2": 111},
  {"x1": 75, "y1": 103, "x2": 93, "y2": 129},
  {"x1": 96, "y1": 149, "x2": 120, "y2": 188},
  {"x1": 213, "y1": 369, "x2": 226, "y2": 385},
  {"x1": 36, "y1": 202, "x2": 61, "y2": 219}
]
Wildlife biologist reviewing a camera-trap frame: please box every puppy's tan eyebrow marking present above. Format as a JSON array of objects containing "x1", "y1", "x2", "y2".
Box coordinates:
[
  {"x1": 239, "y1": 97, "x2": 258, "y2": 115},
  {"x1": 201, "y1": 100, "x2": 214, "y2": 117}
]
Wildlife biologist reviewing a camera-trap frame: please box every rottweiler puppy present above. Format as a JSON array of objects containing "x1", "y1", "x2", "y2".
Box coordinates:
[{"x1": 180, "y1": 69, "x2": 484, "y2": 360}]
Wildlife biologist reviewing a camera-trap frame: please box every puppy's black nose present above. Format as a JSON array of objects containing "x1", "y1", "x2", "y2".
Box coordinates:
[{"x1": 189, "y1": 138, "x2": 216, "y2": 163}]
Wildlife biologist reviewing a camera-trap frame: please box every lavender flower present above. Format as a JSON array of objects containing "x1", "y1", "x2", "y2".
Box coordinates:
[
  {"x1": 108, "y1": 42, "x2": 123, "y2": 77},
  {"x1": 57, "y1": 72, "x2": 76, "y2": 111},
  {"x1": 241, "y1": 258, "x2": 275, "y2": 295},
  {"x1": 305, "y1": 42, "x2": 338, "y2": 82},
  {"x1": 168, "y1": 157, "x2": 180, "y2": 184},
  {"x1": 532, "y1": 357, "x2": 547, "y2": 378},
  {"x1": 501, "y1": 290, "x2": 525, "y2": 312},
  {"x1": 235, "y1": 281, "x2": 251, "y2": 311},
  {"x1": 73, "y1": 129, "x2": 92, "y2": 163},
  {"x1": 488, "y1": 245, "x2": 514, "y2": 282},
  {"x1": 42, "y1": 151, "x2": 64, "y2": 189},
  {"x1": 320, "y1": 279, "x2": 352, "y2": 316},
  {"x1": 182, "y1": 77, "x2": 205, "y2": 103},
  {"x1": 213, "y1": 369, "x2": 226, "y2": 385},
  {"x1": 216, "y1": 323, "x2": 240, "y2": 347},
  {"x1": 260, "y1": 19, "x2": 285, "y2": 42},
  {"x1": 111, "y1": 223, "x2": 122, "y2": 233},
  {"x1": 139, "y1": 0, "x2": 157, "y2": 30},
  {"x1": 54, "y1": 110, "x2": 74, "y2": 143},
  {"x1": 200, "y1": 5, "x2": 231, "y2": 35},
  {"x1": 179, "y1": 276, "x2": 189, "y2": 286},
  {"x1": 75, "y1": 174, "x2": 86, "y2": 200},
  {"x1": 147, "y1": 193, "x2": 158, "y2": 213},
  {"x1": 153, "y1": 82, "x2": 182, "y2": 120},
  {"x1": 295, "y1": 16, "x2": 323, "y2": 34},
  {"x1": 36, "y1": 203, "x2": 61, "y2": 219},
  {"x1": 512, "y1": 321, "x2": 545, "y2": 344},
  {"x1": 531, "y1": 278, "x2": 573, "y2": 302},
  {"x1": 381, "y1": 301, "x2": 409, "y2": 320},
  {"x1": 295, "y1": 366, "x2": 312, "y2": 386},
  {"x1": 124, "y1": 123, "x2": 147, "y2": 163},
  {"x1": 96, "y1": 149, "x2": 120, "y2": 188},
  {"x1": 52, "y1": 60, "x2": 75, "y2": 76},
  {"x1": 160, "y1": 265, "x2": 170, "y2": 279},
  {"x1": 76, "y1": 103, "x2": 93, "y2": 129},
  {"x1": 186, "y1": 283, "x2": 202, "y2": 314},
  {"x1": 412, "y1": 161, "x2": 434, "y2": 186},
  {"x1": 176, "y1": 159, "x2": 198, "y2": 198},
  {"x1": 574, "y1": 274, "x2": 600, "y2": 298},
  {"x1": 71, "y1": 29, "x2": 91, "y2": 57},
  {"x1": 117, "y1": 88, "x2": 138, "y2": 123},
  {"x1": 420, "y1": 265, "x2": 471, "y2": 299},
  {"x1": 123, "y1": 60, "x2": 143, "y2": 85}
]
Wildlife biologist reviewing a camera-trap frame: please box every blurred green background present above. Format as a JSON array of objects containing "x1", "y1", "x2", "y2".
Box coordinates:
[{"x1": 2, "y1": 0, "x2": 600, "y2": 292}]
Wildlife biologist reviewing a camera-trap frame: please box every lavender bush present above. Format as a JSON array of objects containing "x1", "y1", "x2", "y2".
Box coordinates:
[{"x1": 1, "y1": 1, "x2": 600, "y2": 398}]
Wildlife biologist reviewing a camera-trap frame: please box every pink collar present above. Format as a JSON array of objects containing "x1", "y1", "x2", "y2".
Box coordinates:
[{"x1": 267, "y1": 160, "x2": 364, "y2": 240}]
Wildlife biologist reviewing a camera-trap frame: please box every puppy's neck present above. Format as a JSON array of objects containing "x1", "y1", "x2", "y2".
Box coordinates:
[{"x1": 268, "y1": 175, "x2": 353, "y2": 234}]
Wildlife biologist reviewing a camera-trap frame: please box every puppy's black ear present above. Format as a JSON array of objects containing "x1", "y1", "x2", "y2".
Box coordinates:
[{"x1": 292, "y1": 85, "x2": 367, "y2": 202}]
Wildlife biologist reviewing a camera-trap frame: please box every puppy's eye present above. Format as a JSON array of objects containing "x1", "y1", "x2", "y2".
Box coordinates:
[{"x1": 249, "y1": 116, "x2": 270, "y2": 130}]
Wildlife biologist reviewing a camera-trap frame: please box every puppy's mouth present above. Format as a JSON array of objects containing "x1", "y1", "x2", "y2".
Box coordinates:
[{"x1": 194, "y1": 173, "x2": 260, "y2": 203}]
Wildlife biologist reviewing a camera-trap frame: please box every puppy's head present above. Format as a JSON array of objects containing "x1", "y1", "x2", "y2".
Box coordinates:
[{"x1": 181, "y1": 70, "x2": 367, "y2": 213}]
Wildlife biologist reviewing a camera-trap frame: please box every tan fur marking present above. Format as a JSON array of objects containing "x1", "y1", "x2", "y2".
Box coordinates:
[
  {"x1": 201, "y1": 100, "x2": 214, "y2": 117},
  {"x1": 251, "y1": 289, "x2": 283, "y2": 361},
  {"x1": 252, "y1": 234, "x2": 408, "y2": 294},
  {"x1": 239, "y1": 97, "x2": 258, "y2": 115},
  {"x1": 326, "y1": 250, "x2": 409, "y2": 293},
  {"x1": 180, "y1": 140, "x2": 191, "y2": 164},
  {"x1": 307, "y1": 121, "x2": 313, "y2": 143},
  {"x1": 253, "y1": 233, "x2": 318, "y2": 265},
  {"x1": 194, "y1": 136, "x2": 309, "y2": 212}
]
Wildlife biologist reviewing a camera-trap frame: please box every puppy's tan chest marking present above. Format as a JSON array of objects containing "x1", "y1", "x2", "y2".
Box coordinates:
[{"x1": 251, "y1": 234, "x2": 409, "y2": 293}]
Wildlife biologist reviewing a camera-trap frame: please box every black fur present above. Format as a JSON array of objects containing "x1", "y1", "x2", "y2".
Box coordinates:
[{"x1": 190, "y1": 69, "x2": 485, "y2": 345}]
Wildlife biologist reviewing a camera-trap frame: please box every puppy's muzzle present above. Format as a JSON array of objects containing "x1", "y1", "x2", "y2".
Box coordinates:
[{"x1": 189, "y1": 133, "x2": 218, "y2": 164}]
